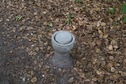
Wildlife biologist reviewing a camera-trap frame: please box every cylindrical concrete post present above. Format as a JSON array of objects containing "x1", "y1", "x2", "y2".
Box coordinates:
[{"x1": 49, "y1": 31, "x2": 75, "y2": 69}]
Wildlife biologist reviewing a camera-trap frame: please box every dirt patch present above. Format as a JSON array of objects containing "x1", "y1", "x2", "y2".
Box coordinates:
[{"x1": 0, "y1": 0, "x2": 126, "y2": 84}]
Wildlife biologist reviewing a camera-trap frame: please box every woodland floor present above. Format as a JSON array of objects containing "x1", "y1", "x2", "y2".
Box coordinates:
[{"x1": 0, "y1": 0, "x2": 126, "y2": 84}]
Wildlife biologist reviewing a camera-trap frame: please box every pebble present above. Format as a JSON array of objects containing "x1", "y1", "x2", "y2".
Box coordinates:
[
  {"x1": 101, "y1": 22, "x2": 106, "y2": 26},
  {"x1": 0, "y1": 18, "x2": 3, "y2": 22},
  {"x1": 6, "y1": 19, "x2": 9, "y2": 21},
  {"x1": 92, "y1": 77, "x2": 97, "y2": 81},
  {"x1": 27, "y1": 26, "x2": 33, "y2": 30},
  {"x1": 109, "y1": 56, "x2": 114, "y2": 60},
  {"x1": 33, "y1": 12, "x2": 37, "y2": 15},
  {"x1": 96, "y1": 70, "x2": 104, "y2": 76},
  {"x1": 22, "y1": 77, "x2": 26, "y2": 82},
  {"x1": 111, "y1": 40, "x2": 118, "y2": 49},
  {"x1": 96, "y1": 40, "x2": 101, "y2": 46},
  {"x1": 108, "y1": 45, "x2": 113, "y2": 50},
  {"x1": 31, "y1": 77, "x2": 37, "y2": 83},
  {"x1": 93, "y1": 59, "x2": 97, "y2": 64},
  {"x1": 101, "y1": 57, "x2": 105, "y2": 61},
  {"x1": 103, "y1": 34, "x2": 108, "y2": 38},
  {"x1": 111, "y1": 67, "x2": 115, "y2": 72},
  {"x1": 43, "y1": 11, "x2": 47, "y2": 14},
  {"x1": 42, "y1": 75, "x2": 45, "y2": 77},
  {"x1": 119, "y1": 71, "x2": 126, "y2": 76},
  {"x1": 116, "y1": 63, "x2": 120, "y2": 66},
  {"x1": 95, "y1": 48, "x2": 101, "y2": 53},
  {"x1": 79, "y1": 72, "x2": 85, "y2": 78},
  {"x1": 124, "y1": 59, "x2": 126, "y2": 63},
  {"x1": 20, "y1": 77, "x2": 26, "y2": 82},
  {"x1": 108, "y1": 63, "x2": 113, "y2": 67},
  {"x1": 30, "y1": 71, "x2": 34, "y2": 76},
  {"x1": 68, "y1": 77, "x2": 74, "y2": 83}
]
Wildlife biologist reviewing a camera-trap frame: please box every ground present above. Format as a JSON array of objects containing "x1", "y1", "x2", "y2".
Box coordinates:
[{"x1": 0, "y1": 0, "x2": 126, "y2": 84}]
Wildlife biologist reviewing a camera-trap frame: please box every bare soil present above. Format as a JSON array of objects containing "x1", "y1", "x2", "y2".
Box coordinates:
[{"x1": 0, "y1": 0, "x2": 126, "y2": 84}]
